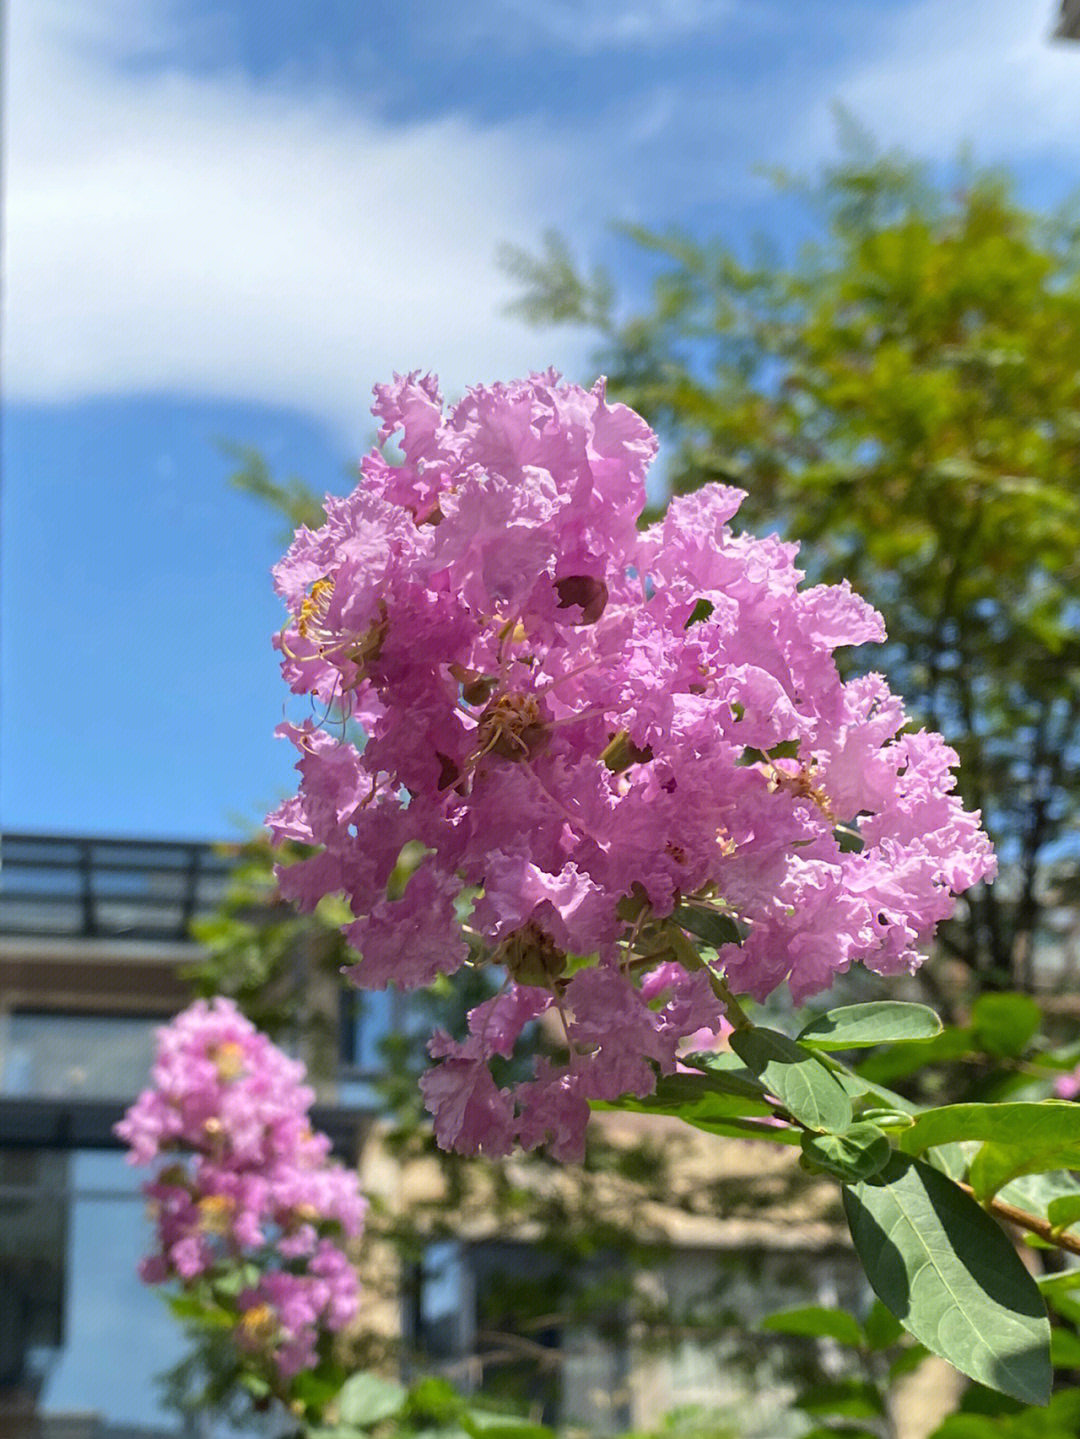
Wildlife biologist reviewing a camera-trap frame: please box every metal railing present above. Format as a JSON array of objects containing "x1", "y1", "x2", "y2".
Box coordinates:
[{"x1": 0, "y1": 832, "x2": 236, "y2": 942}]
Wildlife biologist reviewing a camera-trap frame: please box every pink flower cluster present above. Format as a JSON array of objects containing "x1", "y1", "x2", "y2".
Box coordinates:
[
  {"x1": 117, "y1": 998, "x2": 365, "y2": 1380},
  {"x1": 268, "y1": 371, "x2": 995, "y2": 1162}
]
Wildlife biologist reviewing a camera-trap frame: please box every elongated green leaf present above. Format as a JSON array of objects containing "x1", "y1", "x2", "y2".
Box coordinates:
[
  {"x1": 899, "y1": 1103, "x2": 1080, "y2": 1157},
  {"x1": 681, "y1": 1112, "x2": 802, "y2": 1144},
  {"x1": 844, "y1": 1153, "x2": 1051, "y2": 1404},
  {"x1": 672, "y1": 903, "x2": 741, "y2": 948},
  {"x1": 971, "y1": 993, "x2": 1042, "y2": 1059},
  {"x1": 798, "y1": 1001, "x2": 942, "y2": 1049},
  {"x1": 338, "y1": 1373, "x2": 407, "y2": 1427},
  {"x1": 760, "y1": 1304, "x2": 865, "y2": 1346},
  {"x1": 607, "y1": 1071, "x2": 774, "y2": 1122},
  {"x1": 731, "y1": 1027, "x2": 853, "y2": 1133},
  {"x1": 801, "y1": 1123, "x2": 891, "y2": 1182},
  {"x1": 167, "y1": 1294, "x2": 234, "y2": 1328},
  {"x1": 678, "y1": 1049, "x2": 770, "y2": 1099},
  {"x1": 595, "y1": 1085, "x2": 797, "y2": 1143}
]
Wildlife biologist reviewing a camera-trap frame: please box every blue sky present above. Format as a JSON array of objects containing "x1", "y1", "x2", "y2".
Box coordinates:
[{"x1": 5, "y1": 0, "x2": 1080, "y2": 843}]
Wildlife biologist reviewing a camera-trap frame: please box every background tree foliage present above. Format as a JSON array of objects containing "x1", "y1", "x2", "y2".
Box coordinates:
[{"x1": 502, "y1": 144, "x2": 1080, "y2": 1010}]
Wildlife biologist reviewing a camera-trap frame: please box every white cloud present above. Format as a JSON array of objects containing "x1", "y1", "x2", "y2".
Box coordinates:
[
  {"x1": 4, "y1": 0, "x2": 596, "y2": 441},
  {"x1": 795, "y1": 0, "x2": 1080, "y2": 169},
  {"x1": 470, "y1": 0, "x2": 732, "y2": 54}
]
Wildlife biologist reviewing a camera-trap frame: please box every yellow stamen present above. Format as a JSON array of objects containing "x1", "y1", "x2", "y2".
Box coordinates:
[
  {"x1": 297, "y1": 577, "x2": 335, "y2": 639},
  {"x1": 238, "y1": 1303, "x2": 278, "y2": 1346},
  {"x1": 197, "y1": 1193, "x2": 235, "y2": 1235},
  {"x1": 210, "y1": 1041, "x2": 246, "y2": 1082}
]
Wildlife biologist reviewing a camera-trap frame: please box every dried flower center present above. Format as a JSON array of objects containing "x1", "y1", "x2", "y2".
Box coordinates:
[
  {"x1": 474, "y1": 692, "x2": 548, "y2": 763},
  {"x1": 495, "y1": 921, "x2": 567, "y2": 987},
  {"x1": 768, "y1": 762, "x2": 835, "y2": 822}
]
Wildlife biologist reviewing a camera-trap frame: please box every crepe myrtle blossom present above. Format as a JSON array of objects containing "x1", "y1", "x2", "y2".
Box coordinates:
[
  {"x1": 117, "y1": 999, "x2": 365, "y2": 1381},
  {"x1": 268, "y1": 371, "x2": 995, "y2": 1162}
]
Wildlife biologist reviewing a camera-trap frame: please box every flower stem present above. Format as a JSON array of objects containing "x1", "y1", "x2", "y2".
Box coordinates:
[
  {"x1": 959, "y1": 1181, "x2": 1080, "y2": 1257},
  {"x1": 711, "y1": 973, "x2": 753, "y2": 1031}
]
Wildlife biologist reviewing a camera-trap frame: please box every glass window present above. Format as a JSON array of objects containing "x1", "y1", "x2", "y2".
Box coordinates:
[
  {"x1": 0, "y1": 1148, "x2": 227, "y2": 1436},
  {"x1": 0, "y1": 1012, "x2": 159, "y2": 1101}
]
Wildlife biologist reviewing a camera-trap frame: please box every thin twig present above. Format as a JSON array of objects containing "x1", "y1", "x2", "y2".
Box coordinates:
[{"x1": 958, "y1": 1181, "x2": 1080, "y2": 1257}]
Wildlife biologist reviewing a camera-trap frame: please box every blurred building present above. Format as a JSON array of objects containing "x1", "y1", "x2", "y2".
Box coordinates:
[{"x1": 0, "y1": 832, "x2": 370, "y2": 1438}]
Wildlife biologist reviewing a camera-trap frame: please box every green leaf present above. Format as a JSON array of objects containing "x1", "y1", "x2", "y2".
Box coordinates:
[
  {"x1": 924, "y1": 1140, "x2": 978, "y2": 1182},
  {"x1": 1038, "y1": 1269, "x2": 1080, "y2": 1297},
  {"x1": 677, "y1": 1049, "x2": 770, "y2": 1099},
  {"x1": 930, "y1": 1418, "x2": 1004, "y2": 1439},
  {"x1": 794, "y1": 1378, "x2": 885, "y2": 1418},
  {"x1": 462, "y1": 1415, "x2": 555, "y2": 1439},
  {"x1": 1047, "y1": 1194, "x2": 1080, "y2": 1233},
  {"x1": 680, "y1": 1112, "x2": 802, "y2": 1144},
  {"x1": 731, "y1": 1027, "x2": 853, "y2": 1133},
  {"x1": 165, "y1": 1294, "x2": 234, "y2": 1329},
  {"x1": 291, "y1": 1364, "x2": 349, "y2": 1413},
  {"x1": 801, "y1": 1123, "x2": 891, "y2": 1182},
  {"x1": 995, "y1": 1171, "x2": 1080, "y2": 1221},
  {"x1": 1050, "y1": 1327, "x2": 1080, "y2": 1368},
  {"x1": 967, "y1": 1141, "x2": 1080, "y2": 1201},
  {"x1": 863, "y1": 1299, "x2": 904, "y2": 1350},
  {"x1": 798, "y1": 1001, "x2": 942, "y2": 1049},
  {"x1": 887, "y1": 1342, "x2": 931, "y2": 1379},
  {"x1": 760, "y1": 1304, "x2": 865, "y2": 1347},
  {"x1": 211, "y1": 1262, "x2": 261, "y2": 1298},
  {"x1": 649, "y1": 1072, "x2": 746, "y2": 1106},
  {"x1": 843, "y1": 1152, "x2": 1051, "y2": 1405},
  {"x1": 407, "y1": 1376, "x2": 467, "y2": 1424},
  {"x1": 798, "y1": 1431, "x2": 879, "y2": 1439},
  {"x1": 899, "y1": 1102, "x2": 1080, "y2": 1158},
  {"x1": 338, "y1": 1373, "x2": 408, "y2": 1428},
  {"x1": 827, "y1": 1061, "x2": 919, "y2": 1116},
  {"x1": 971, "y1": 993, "x2": 1042, "y2": 1059},
  {"x1": 856, "y1": 1026, "x2": 975, "y2": 1084},
  {"x1": 611, "y1": 1071, "x2": 774, "y2": 1121},
  {"x1": 672, "y1": 903, "x2": 741, "y2": 949}
]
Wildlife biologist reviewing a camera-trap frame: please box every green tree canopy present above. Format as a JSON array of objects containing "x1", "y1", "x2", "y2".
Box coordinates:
[{"x1": 502, "y1": 150, "x2": 1080, "y2": 1005}]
